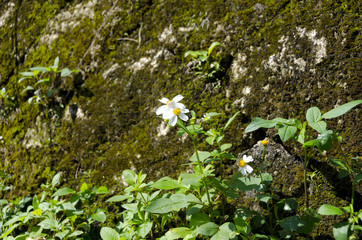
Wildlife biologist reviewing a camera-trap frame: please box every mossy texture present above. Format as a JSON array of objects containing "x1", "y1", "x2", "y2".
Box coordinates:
[{"x1": 0, "y1": 0, "x2": 361, "y2": 237}]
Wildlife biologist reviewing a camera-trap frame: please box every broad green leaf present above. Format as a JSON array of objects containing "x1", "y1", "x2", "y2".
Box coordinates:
[
  {"x1": 61, "y1": 68, "x2": 73, "y2": 77},
  {"x1": 152, "y1": 177, "x2": 184, "y2": 190},
  {"x1": 277, "y1": 198, "x2": 298, "y2": 211},
  {"x1": 354, "y1": 173, "x2": 362, "y2": 184},
  {"x1": 180, "y1": 173, "x2": 202, "y2": 187},
  {"x1": 197, "y1": 222, "x2": 219, "y2": 236},
  {"x1": 224, "y1": 112, "x2": 239, "y2": 130},
  {"x1": 190, "y1": 213, "x2": 210, "y2": 229},
  {"x1": 208, "y1": 41, "x2": 222, "y2": 55},
  {"x1": 80, "y1": 183, "x2": 88, "y2": 193},
  {"x1": 106, "y1": 195, "x2": 131, "y2": 202},
  {"x1": 233, "y1": 218, "x2": 251, "y2": 236},
  {"x1": 211, "y1": 222, "x2": 237, "y2": 240},
  {"x1": 137, "y1": 222, "x2": 153, "y2": 238},
  {"x1": 35, "y1": 78, "x2": 51, "y2": 85},
  {"x1": 308, "y1": 121, "x2": 327, "y2": 133},
  {"x1": 165, "y1": 227, "x2": 193, "y2": 240},
  {"x1": 256, "y1": 193, "x2": 278, "y2": 204},
  {"x1": 190, "y1": 151, "x2": 211, "y2": 163},
  {"x1": 46, "y1": 89, "x2": 56, "y2": 97},
  {"x1": 38, "y1": 218, "x2": 58, "y2": 229},
  {"x1": 68, "y1": 230, "x2": 84, "y2": 238},
  {"x1": 52, "y1": 173, "x2": 61, "y2": 188},
  {"x1": 96, "y1": 186, "x2": 109, "y2": 194},
  {"x1": 306, "y1": 107, "x2": 322, "y2": 123},
  {"x1": 278, "y1": 216, "x2": 305, "y2": 231},
  {"x1": 52, "y1": 187, "x2": 75, "y2": 197},
  {"x1": 91, "y1": 211, "x2": 107, "y2": 223},
  {"x1": 322, "y1": 100, "x2": 362, "y2": 119},
  {"x1": 276, "y1": 124, "x2": 297, "y2": 142},
  {"x1": 220, "y1": 143, "x2": 232, "y2": 151},
  {"x1": 315, "y1": 131, "x2": 333, "y2": 151},
  {"x1": 29, "y1": 67, "x2": 48, "y2": 72},
  {"x1": 53, "y1": 56, "x2": 59, "y2": 68},
  {"x1": 298, "y1": 208, "x2": 321, "y2": 234},
  {"x1": 55, "y1": 230, "x2": 70, "y2": 239},
  {"x1": 100, "y1": 227, "x2": 120, "y2": 240},
  {"x1": 318, "y1": 204, "x2": 343, "y2": 215},
  {"x1": 230, "y1": 175, "x2": 261, "y2": 191},
  {"x1": 333, "y1": 221, "x2": 349, "y2": 240},
  {"x1": 0, "y1": 224, "x2": 19, "y2": 238},
  {"x1": 244, "y1": 117, "x2": 278, "y2": 133},
  {"x1": 146, "y1": 198, "x2": 187, "y2": 214},
  {"x1": 123, "y1": 170, "x2": 138, "y2": 185}
]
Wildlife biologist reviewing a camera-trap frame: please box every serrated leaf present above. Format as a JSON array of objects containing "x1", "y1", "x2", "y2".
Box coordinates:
[
  {"x1": 322, "y1": 100, "x2": 362, "y2": 119},
  {"x1": 318, "y1": 204, "x2": 343, "y2": 215},
  {"x1": 100, "y1": 227, "x2": 120, "y2": 240},
  {"x1": 306, "y1": 107, "x2": 322, "y2": 123}
]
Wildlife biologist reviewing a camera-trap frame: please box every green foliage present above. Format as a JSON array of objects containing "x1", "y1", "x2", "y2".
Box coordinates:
[
  {"x1": 18, "y1": 57, "x2": 77, "y2": 116},
  {"x1": 185, "y1": 42, "x2": 223, "y2": 80}
]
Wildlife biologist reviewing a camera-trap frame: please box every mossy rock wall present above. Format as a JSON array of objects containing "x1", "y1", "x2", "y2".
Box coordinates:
[{"x1": 0, "y1": 0, "x2": 361, "y2": 236}]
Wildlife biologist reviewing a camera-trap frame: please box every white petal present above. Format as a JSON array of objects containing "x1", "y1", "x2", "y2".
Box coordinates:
[
  {"x1": 245, "y1": 165, "x2": 253, "y2": 174},
  {"x1": 240, "y1": 167, "x2": 247, "y2": 176},
  {"x1": 172, "y1": 94, "x2": 183, "y2": 102},
  {"x1": 243, "y1": 155, "x2": 253, "y2": 163},
  {"x1": 163, "y1": 109, "x2": 174, "y2": 119},
  {"x1": 169, "y1": 115, "x2": 177, "y2": 126},
  {"x1": 179, "y1": 113, "x2": 189, "y2": 121},
  {"x1": 168, "y1": 101, "x2": 177, "y2": 109},
  {"x1": 180, "y1": 108, "x2": 189, "y2": 113},
  {"x1": 159, "y1": 97, "x2": 169, "y2": 104},
  {"x1": 156, "y1": 105, "x2": 167, "y2": 115},
  {"x1": 175, "y1": 102, "x2": 186, "y2": 109}
]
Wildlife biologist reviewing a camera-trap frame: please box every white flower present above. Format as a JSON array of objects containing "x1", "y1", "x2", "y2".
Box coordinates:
[
  {"x1": 238, "y1": 155, "x2": 254, "y2": 176},
  {"x1": 156, "y1": 94, "x2": 189, "y2": 126}
]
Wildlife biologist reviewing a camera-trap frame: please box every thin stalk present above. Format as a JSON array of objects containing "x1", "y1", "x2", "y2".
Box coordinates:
[
  {"x1": 304, "y1": 148, "x2": 309, "y2": 208},
  {"x1": 260, "y1": 146, "x2": 266, "y2": 191}
]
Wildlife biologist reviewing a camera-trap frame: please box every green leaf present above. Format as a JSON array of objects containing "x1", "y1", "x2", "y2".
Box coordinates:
[
  {"x1": 244, "y1": 117, "x2": 278, "y2": 133},
  {"x1": 297, "y1": 122, "x2": 307, "y2": 144},
  {"x1": 180, "y1": 173, "x2": 202, "y2": 187},
  {"x1": 233, "y1": 218, "x2": 251, "y2": 236},
  {"x1": 80, "y1": 183, "x2": 89, "y2": 193},
  {"x1": 278, "y1": 216, "x2": 305, "y2": 231},
  {"x1": 106, "y1": 195, "x2": 131, "y2": 202},
  {"x1": 53, "y1": 56, "x2": 59, "y2": 68},
  {"x1": 197, "y1": 222, "x2": 219, "y2": 236},
  {"x1": 61, "y1": 68, "x2": 73, "y2": 77},
  {"x1": 276, "y1": 124, "x2": 297, "y2": 142},
  {"x1": 354, "y1": 173, "x2": 362, "y2": 184},
  {"x1": 230, "y1": 176, "x2": 261, "y2": 191},
  {"x1": 211, "y1": 222, "x2": 237, "y2": 240},
  {"x1": 0, "y1": 224, "x2": 19, "y2": 238},
  {"x1": 22, "y1": 86, "x2": 34, "y2": 93},
  {"x1": 208, "y1": 41, "x2": 222, "y2": 55},
  {"x1": 308, "y1": 121, "x2": 327, "y2": 133},
  {"x1": 146, "y1": 197, "x2": 187, "y2": 214},
  {"x1": 190, "y1": 213, "x2": 210, "y2": 229},
  {"x1": 91, "y1": 211, "x2": 107, "y2": 223},
  {"x1": 298, "y1": 208, "x2": 321, "y2": 234},
  {"x1": 19, "y1": 71, "x2": 35, "y2": 77},
  {"x1": 100, "y1": 227, "x2": 120, "y2": 240},
  {"x1": 52, "y1": 173, "x2": 61, "y2": 188},
  {"x1": 137, "y1": 222, "x2": 153, "y2": 238},
  {"x1": 52, "y1": 187, "x2": 75, "y2": 197},
  {"x1": 220, "y1": 143, "x2": 232, "y2": 151},
  {"x1": 224, "y1": 112, "x2": 239, "y2": 130},
  {"x1": 165, "y1": 227, "x2": 193, "y2": 240},
  {"x1": 329, "y1": 158, "x2": 348, "y2": 170},
  {"x1": 29, "y1": 66, "x2": 48, "y2": 72},
  {"x1": 96, "y1": 186, "x2": 109, "y2": 194},
  {"x1": 256, "y1": 193, "x2": 278, "y2": 204},
  {"x1": 333, "y1": 222, "x2": 349, "y2": 240},
  {"x1": 152, "y1": 177, "x2": 184, "y2": 190},
  {"x1": 306, "y1": 107, "x2": 322, "y2": 123},
  {"x1": 190, "y1": 151, "x2": 211, "y2": 163},
  {"x1": 322, "y1": 100, "x2": 362, "y2": 119},
  {"x1": 123, "y1": 170, "x2": 138, "y2": 185},
  {"x1": 38, "y1": 218, "x2": 58, "y2": 229},
  {"x1": 277, "y1": 198, "x2": 298, "y2": 211},
  {"x1": 318, "y1": 204, "x2": 344, "y2": 215}
]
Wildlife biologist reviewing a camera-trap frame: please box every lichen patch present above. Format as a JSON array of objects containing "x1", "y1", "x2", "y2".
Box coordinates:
[{"x1": 0, "y1": 2, "x2": 15, "y2": 28}]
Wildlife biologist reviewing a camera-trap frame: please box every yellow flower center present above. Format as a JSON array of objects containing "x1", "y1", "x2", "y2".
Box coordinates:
[
  {"x1": 173, "y1": 108, "x2": 181, "y2": 116},
  {"x1": 239, "y1": 160, "x2": 246, "y2": 167},
  {"x1": 166, "y1": 100, "x2": 172, "y2": 105},
  {"x1": 261, "y1": 139, "x2": 268, "y2": 146}
]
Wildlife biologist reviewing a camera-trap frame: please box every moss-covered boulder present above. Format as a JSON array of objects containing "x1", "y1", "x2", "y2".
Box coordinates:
[{"x1": 0, "y1": 0, "x2": 361, "y2": 237}]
